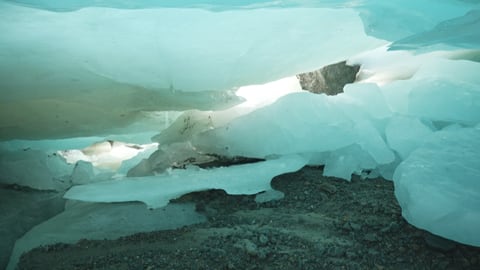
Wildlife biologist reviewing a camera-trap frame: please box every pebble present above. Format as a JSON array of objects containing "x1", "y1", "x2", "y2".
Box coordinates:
[
  {"x1": 319, "y1": 183, "x2": 337, "y2": 194},
  {"x1": 235, "y1": 239, "x2": 258, "y2": 256},
  {"x1": 259, "y1": 234, "x2": 269, "y2": 245}
]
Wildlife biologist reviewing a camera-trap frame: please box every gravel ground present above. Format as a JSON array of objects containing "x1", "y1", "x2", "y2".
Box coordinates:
[{"x1": 18, "y1": 166, "x2": 480, "y2": 270}]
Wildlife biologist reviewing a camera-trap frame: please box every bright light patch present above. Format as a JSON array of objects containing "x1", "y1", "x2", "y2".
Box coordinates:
[
  {"x1": 235, "y1": 76, "x2": 303, "y2": 108},
  {"x1": 58, "y1": 141, "x2": 158, "y2": 170}
]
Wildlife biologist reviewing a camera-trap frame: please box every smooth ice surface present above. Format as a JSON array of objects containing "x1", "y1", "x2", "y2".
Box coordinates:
[
  {"x1": 390, "y1": 9, "x2": 480, "y2": 51},
  {"x1": 394, "y1": 125, "x2": 480, "y2": 246},
  {"x1": 385, "y1": 116, "x2": 434, "y2": 160},
  {"x1": 5, "y1": 0, "x2": 478, "y2": 42},
  {"x1": 0, "y1": 2, "x2": 383, "y2": 140},
  {"x1": 380, "y1": 59, "x2": 480, "y2": 124},
  {"x1": 7, "y1": 202, "x2": 206, "y2": 270},
  {"x1": 65, "y1": 155, "x2": 308, "y2": 208},
  {"x1": 195, "y1": 92, "x2": 358, "y2": 157}
]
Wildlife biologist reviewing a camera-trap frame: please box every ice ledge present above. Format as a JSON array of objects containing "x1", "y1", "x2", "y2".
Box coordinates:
[{"x1": 64, "y1": 155, "x2": 308, "y2": 209}]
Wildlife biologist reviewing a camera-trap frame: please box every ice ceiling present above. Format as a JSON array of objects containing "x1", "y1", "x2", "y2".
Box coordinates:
[{"x1": 1, "y1": 0, "x2": 480, "y2": 267}]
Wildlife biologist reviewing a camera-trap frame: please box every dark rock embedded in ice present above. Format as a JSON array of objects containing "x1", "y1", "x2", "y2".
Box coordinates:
[{"x1": 296, "y1": 61, "x2": 360, "y2": 95}]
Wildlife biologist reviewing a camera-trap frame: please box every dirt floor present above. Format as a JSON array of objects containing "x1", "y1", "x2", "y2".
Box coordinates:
[{"x1": 18, "y1": 166, "x2": 480, "y2": 270}]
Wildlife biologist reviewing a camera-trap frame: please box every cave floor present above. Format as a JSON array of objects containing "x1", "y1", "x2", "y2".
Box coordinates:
[{"x1": 18, "y1": 166, "x2": 480, "y2": 270}]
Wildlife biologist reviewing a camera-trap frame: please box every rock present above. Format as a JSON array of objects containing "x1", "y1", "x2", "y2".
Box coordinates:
[
  {"x1": 255, "y1": 189, "x2": 285, "y2": 203},
  {"x1": 296, "y1": 61, "x2": 360, "y2": 95},
  {"x1": 424, "y1": 233, "x2": 457, "y2": 252},
  {"x1": 364, "y1": 233, "x2": 379, "y2": 242},
  {"x1": 318, "y1": 183, "x2": 337, "y2": 194},
  {"x1": 258, "y1": 234, "x2": 269, "y2": 245},
  {"x1": 235, "y1": 239, "x2": 258, "y2": 256}
]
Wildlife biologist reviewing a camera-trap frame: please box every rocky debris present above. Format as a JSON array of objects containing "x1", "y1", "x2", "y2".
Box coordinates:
[
  {"x1": 195, "y1": 154, "x2": 265, "y2": 169},
  {"x1": 296, "y1": 60, "x2": 360, "y2": 95},
  {"x1": 17, "y1": 166, "x2": 480, "y2": 270},
  {"x1": 363, "y1": 232, "x2": 380, "y2": 242}
]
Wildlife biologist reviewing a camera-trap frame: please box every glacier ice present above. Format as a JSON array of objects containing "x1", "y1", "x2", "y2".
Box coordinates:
[
  {"x1": 0, "y1": 1, "x2": 383, "y2": 140},
  {"x1": 1, "y1": 1, "x2": 480, "y2": 268},
  {"x1": 390, "y1": 9, "x2": 480, "y2": 51},
  {"x1": 192, "y1": 88, "x2": 395, "y2": 169},
  {"x1": 394, "y1": 125, "x2": 480, "y2": 246},
  {"x1": 385, "y1": 116, "x2": 434, "y2": 160}
]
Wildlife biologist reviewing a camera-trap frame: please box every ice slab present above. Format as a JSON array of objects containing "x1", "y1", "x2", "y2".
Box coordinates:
[
  {"x1": 390, "y1": 10, "x2": 480, "y2": 51},
  {"x1": 323, "y1": 144, "x2": 376, "y2": 180},
  {"x1": 64, "y1": 155, "x2": 308, "y2": 208},
  {"x1": 351, "y1": 51, "x2": 480, "y2": 126},
  {"x1": 193, "y1": 90, "x2": 394, "y2": 174},
  {"x1": 194, "y1": 92, "x2": 358, "y2": 158},
  {"x1": 393, "y1": 125, "x2": 480, "y2": 246},
  {"x1": 7, "y1": 202, "x2": 206, "y2": 270},
  {"x1": 153, "y1": 76, "x2": 303, "y2": 145},
  {"x1": 0, "y1": 188, "x2": 64, "y2": 269},
  {"x1": 355, "y1": 0, "x2": 478, "y2": 41}
]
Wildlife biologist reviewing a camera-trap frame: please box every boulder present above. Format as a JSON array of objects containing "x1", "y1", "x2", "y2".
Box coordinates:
[{"x1": 297, "y1": 61, "x2": 360, "y2": 95}]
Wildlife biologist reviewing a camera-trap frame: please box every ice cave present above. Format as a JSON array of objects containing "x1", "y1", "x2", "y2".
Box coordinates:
[{"x1": 1, "y1": 0, "x2": 480, "y2": 269}]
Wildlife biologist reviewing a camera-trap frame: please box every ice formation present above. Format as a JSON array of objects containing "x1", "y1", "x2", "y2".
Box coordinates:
[
  {"x1": 1, "y1": 0, "x2": 480, "y2": 268},
  {"x1": 394, "y1": 125, "x2": 480, "y2": 247},
  {"x1": 7, "y1": 202, "x2": 206, "y2": 270},
  {"x1": 64, "y1": 155, "x2": 308, "y2": 208}
]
